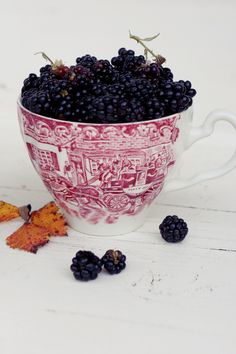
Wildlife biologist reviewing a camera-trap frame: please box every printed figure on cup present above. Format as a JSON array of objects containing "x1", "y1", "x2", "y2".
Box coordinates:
[{"x1": 22, "y1": 113, "x2": 179, "y2": 224}]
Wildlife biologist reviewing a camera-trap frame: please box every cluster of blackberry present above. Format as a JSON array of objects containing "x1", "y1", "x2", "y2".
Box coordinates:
[
  {"x1": 69, "y1": 215, "x2": 189, "y2": 282},
  {"x1": 70, "y1": 249, "x2": 126, "y2": 281},
  {"x1": 21, "y1": 48, "x2": 196, "y2": 123}
]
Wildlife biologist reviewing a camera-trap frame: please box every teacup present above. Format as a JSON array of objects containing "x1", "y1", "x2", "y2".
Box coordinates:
[{"x1": 17, "y1": 100, "x2": 236, "y2": 235}]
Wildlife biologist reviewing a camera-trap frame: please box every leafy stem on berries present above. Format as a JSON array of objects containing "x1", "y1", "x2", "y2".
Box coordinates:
[
  {"x1": 129, "y1": 31, "x2": 166, "y2": 64},
  {"x1": 144, "y1": 48, "x2": 148, "y2": 61},
  {"x1": 34, "y1": 52, "x2": 54, "y2": 65},
  {"x1": 34, "y1": 52, "x2": 64, "y2": 70},
  {"x1": 129, "y1": 31, "x2": 159, "y2": 58},
  {"x1": 52, "y1": 59, "x2": 64, "y2": 70}
]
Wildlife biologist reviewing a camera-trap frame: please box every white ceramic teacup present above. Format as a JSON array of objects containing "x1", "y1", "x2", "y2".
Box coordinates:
[{"x1": 18, "y1": 100, "x2": 236, "y2": 235}]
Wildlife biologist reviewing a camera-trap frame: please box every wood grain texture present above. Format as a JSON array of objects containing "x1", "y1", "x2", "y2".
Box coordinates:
[{"x1": 0, "y1": 189, "x2": 236, "y2": 354}]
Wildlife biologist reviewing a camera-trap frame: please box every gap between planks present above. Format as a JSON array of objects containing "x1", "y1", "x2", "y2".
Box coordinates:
[{"x1": 1, "y1": 186, "x2": 236, "y2": 214}]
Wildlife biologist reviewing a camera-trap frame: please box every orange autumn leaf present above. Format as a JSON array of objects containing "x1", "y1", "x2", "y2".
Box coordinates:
[
  {"x1": 0, "y1": 201, "x2": 20, "y2": 222},
  {"x1": 6, "y1": 223, "x2": 50, "y2": 253},
  {"x1": 31, "y1": 201, "x2": 67, "y2": 236}
]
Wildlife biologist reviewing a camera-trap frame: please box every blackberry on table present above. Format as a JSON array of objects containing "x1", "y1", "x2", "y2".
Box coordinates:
[
  {"x1": 101, "y1": 249, "x2": 126, "y2": 275},
  {"x1": 70, "y1": 250, "x2": 102, "y2": 281},
  {"x1": 159, "y1": 215, "x2": 188, "y2": 243}
]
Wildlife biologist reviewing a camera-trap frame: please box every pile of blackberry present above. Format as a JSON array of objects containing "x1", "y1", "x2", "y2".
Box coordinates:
[{"x1": 21, "y1": 48, "x2": 196, "y2": 124}]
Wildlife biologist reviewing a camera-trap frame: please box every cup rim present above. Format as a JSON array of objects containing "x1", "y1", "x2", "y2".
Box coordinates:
[{"x1": 17, "y1": 96, "x2": 190, "y2": 126}]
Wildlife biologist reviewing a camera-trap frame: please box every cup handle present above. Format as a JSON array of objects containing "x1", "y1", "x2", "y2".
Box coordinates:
[{"x1": 163, "y1": 109, "x2": 236, "y2": 192}]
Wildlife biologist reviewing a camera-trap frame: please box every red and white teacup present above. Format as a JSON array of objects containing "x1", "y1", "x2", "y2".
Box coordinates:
[{"x1": 17, "y1": 100, "x2": 236, "y2": 235}]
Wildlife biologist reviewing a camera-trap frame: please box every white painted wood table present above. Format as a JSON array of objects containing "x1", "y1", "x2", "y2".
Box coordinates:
[{"x1": 1, "y1": 0, "x2": 236, "y2": 353}]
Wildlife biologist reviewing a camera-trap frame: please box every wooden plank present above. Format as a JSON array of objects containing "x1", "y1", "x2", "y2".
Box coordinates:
[{"x1": 0, "y1": 215, "x2": 235, "y2": 353}]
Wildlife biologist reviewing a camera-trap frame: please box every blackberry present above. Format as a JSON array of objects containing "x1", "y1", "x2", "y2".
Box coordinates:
[
  {"x1": 107, "y1": 83, "x2": 125, "y2": 97},
  {"x1": 76, "y1": 54, "x2": 97, "y2": 69},
  {"x1": 90, "y1": 83, "x2": 108, "y2": 97},
  {"x1": 188, "y1": 88, "x2": 197, "y2": 97},
  {"x1": 159, "y1": 215, "x2": 188, "y2": 243},
  {"x1": 93, "y1": 60, "x2": 114, "y2": 83},
  {"x1": 145, "y1": 97, "x2": 165, "y2": 120},
  {"x1": 68, "y1": 65, "x2": 95, "y2": 91},
  {"x1": 80, "y1": 94, "x2": 118, "y2": 123},
  {"x1": 21, "y1": 88, "x2": 52, "y2": 116},
  {"x1": 101, "y1": 250, "x2": 126, "y2": 274},
  {"x1": 159, "y1": 66, "x2": 174, "y2": 81},
  {"x1": 118, "y1": 47, "x2": 127, "y2": 56},
  {"x1": 125, "y1": 78, "x2": 154, "y2": 102},
  {"x1": 122, "y1": 98, "x2": 145, "y2": 122},
  {"x1": 40, "y1": 64, "x2": 52, "y2": 74},
  {"x1": 70, "y1": 250, "x2": 102, "y2": 281},
  {"x1": 39, "y1": 65, "x2": 57, "y2": 82},
  {"x1": 21, "y1": 73, "x2": 40, "y2": 93},
  {"x1": 111, "y1": 48, "x2": 145, "y2": 73},
  {"x1": 135, "y1": 63, "x2": 160, "y2": 81},
  {"x1": 52, "y1": 63, "x2": 69, "y2": 78},
  {"x1": 53, "y1": 95, "x2": 74, "y2": 120},
  {"x1": 74, "y1": 95, "x2": 95, "y2": 122}
]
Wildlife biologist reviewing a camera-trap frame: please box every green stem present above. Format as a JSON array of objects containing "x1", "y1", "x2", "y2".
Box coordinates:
[
  {"x1": 34, "y1": 51, "x2": 54, "y2": 65},
  {"x1": 129, "y1": 31, "x2": 158, "y2": 59}
]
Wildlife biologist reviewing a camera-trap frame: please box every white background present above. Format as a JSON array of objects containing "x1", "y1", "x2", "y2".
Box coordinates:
[
  {"x1": 1, "y1": 0, "x2": 236, "y2": 122},
  {"x1": 0, "y1": 1, "x2": 236, "y2": 353}
]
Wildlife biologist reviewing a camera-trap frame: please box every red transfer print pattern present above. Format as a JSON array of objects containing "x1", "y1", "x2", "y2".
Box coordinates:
[{"x1": 19, "y1": 107, "x2": 180, "y2": 224}]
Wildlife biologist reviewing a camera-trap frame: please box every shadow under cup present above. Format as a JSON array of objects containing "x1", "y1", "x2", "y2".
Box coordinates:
[{"x1": 18, "y1": 100, "x2": 187, "y2": 236}]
